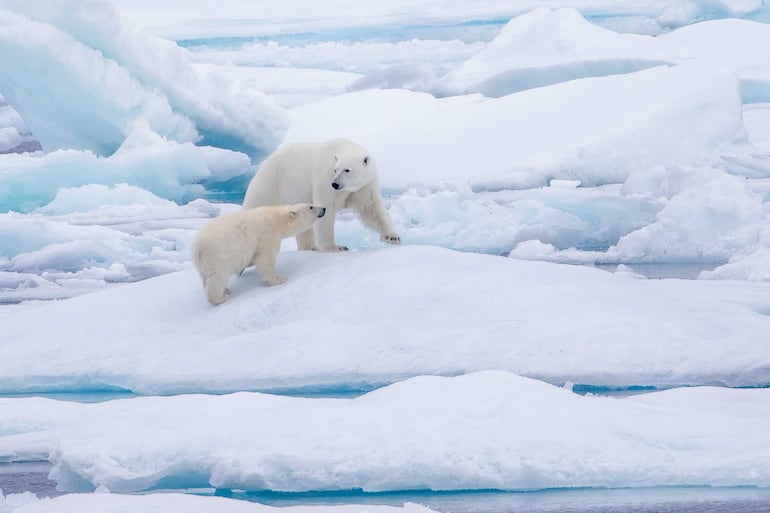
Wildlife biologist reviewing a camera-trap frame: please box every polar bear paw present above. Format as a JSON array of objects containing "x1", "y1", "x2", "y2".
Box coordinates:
[
  {"x1": 263, "y1": 275, "x2": 287, "y2": 286},
  {"x1": 207, "y1": 287, "x2": 230, "y2": 305},
  {"x1": 381, "y1": 233, "x2": 401, "y2": 245},
  {"x1": 317, "y1": 245, "x2": 349, "y2": 252}
]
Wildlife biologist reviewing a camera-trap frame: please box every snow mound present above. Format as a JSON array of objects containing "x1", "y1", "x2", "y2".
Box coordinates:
[{"x1": 434, "y1": 8, "x2": 770, "y2": 102}]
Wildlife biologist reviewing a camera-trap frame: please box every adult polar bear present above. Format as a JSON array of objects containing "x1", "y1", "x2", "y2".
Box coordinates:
[{"x1": 242, "y1": 138, "x2": 400, "y2": 252}]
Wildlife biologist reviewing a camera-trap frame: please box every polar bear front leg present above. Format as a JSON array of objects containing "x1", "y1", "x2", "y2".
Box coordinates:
[
  {"x1": 295, "y1": 228, "x2": 317, "y2": 251},
  {"x1": 252, "y1": 245, "x2": 286, "y2": 286},
  {"x1": 314, "y1": 212, "x2": 348, "y2": 252},
  {"x1": 347, "y1": 186, "x2": 401, "y2": 245}
]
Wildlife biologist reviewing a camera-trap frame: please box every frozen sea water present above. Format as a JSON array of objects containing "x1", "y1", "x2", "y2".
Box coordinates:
[
  {"x1": 178, "y1": 13, "x2": 663, "y2": 52},
  {"x1": 4, "y1": 460, "x2": 770, "y2": 513}
]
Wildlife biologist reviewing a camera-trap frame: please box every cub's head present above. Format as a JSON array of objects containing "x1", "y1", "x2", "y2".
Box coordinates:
[
  {"x1": 330, "y1": 150, "x2": 375, "y2": 193},
  {"x1": 288, "y1": 203, "x2": 326, "y2": 232}
]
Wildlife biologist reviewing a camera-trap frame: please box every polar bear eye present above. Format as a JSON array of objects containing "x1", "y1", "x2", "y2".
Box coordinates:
[
  {"x1": 309, "y1": 206, "x2": 314, "y2": 210},
  {"x1": 344, "y1": 169, "x2": 350, "y2": 173},
  {"x1": 364, "y1": 156, "x2": 369, "y2": 165}
]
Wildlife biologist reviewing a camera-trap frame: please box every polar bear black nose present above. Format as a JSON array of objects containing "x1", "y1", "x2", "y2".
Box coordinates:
[
  {"x1": 331, "y1": 182, "x2": 341, "y2": 190},
  {"x1": 318, "y1": 207, "x2": 326, "y2": 217}
]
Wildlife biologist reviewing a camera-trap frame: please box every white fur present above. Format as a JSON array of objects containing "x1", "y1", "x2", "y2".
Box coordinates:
[
  {"x1": 242, "y1": 137, "x2": 400, "y2": 252},
  {"x1": 192, "y1": 203, "x2": 325, "y2": 304}
]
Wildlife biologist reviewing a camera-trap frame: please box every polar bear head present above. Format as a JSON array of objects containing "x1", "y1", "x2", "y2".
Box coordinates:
[
  {"x1": 331, "y1": 150, "x2": 375, "y2": 193},
  {"x1": 285, "y1": 203, "x2": 326, "y2": 235}
]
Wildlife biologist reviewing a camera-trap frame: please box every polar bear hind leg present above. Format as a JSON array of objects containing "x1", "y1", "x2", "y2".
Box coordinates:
[{"x1": 204, "y1": 273, "x2": 230, "y2": 305}]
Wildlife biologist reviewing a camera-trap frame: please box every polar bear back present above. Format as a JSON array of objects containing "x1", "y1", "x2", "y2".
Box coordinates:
[
  {"x1": 193, "y1": 207, "x2": 280, "y2": 279},
  {"x1": 193, "y1": 204, "x2": 316, "y2": 277},
  {"x1": 243, "y1": 138, "x2": 369, "y2": 209}
]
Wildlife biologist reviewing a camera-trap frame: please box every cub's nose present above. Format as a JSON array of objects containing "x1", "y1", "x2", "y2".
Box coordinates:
[
  {"x1": 331, "y1": 182, "x2": 341, "y2": 190},
  {"x1": 318, "y1": 207, "x2": 326, "y2": 218}
]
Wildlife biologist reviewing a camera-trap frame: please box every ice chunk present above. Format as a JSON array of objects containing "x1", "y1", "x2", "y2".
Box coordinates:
[
  {"x1": 608, "y1": 167, "x2": 764, "y2": 263},
  {"x1": 0, "y1": 193, "x2": 223, "y2": 303},
  {"x1": 0, "y1": 121, "x2": 251, "y2": 213},
  {"x1": 0, "y1": 0, "x2": 288, "y2": 158},
  {"x1": 658, "y1": 0, "x2": 765, "y2": 28},
  {"x1": 36, "y1": 184, "x2": 176, "y2": 215},
  {"x1": 434, "y1": 8, "x2": 770, "y2": 102},
  {"x1": 0, "y1": 9, "x2": 197, "y2": 155},
  {"x1": 0, "y1": 127, "x2": 20, "y2": 153},
  {"x1": 702, "y1": 246, "x2": 770, "y2": 281}
]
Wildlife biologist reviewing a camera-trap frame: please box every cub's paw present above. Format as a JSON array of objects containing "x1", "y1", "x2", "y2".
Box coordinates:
[
  {"x1": 381, "y1": 233, "x2": 401, "y2": 245},
  {"x1": 264, "y1": 275, "x2": 287, "y2": 286},
  {"x1": 208, "y1": 289, "x2": 230, "y2": 305}
]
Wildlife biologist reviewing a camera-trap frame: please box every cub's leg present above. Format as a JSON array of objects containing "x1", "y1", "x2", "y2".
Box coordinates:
[
  {"x1": 252, "y1": 244, "x2": 286, "y2": 286},
  {"x1": 204, "y1": 273, "x2": 230, "y2": 305}
]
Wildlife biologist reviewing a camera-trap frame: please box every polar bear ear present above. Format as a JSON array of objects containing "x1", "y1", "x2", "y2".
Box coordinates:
[
  {"x1": 363, "y1": 156, "x2": 369, "y2": 165},
  {"x1": 289, "y1": 209, "x2": 298, "y2": 218},
  {"x1": 334, "y1": 153, "x2": 339, "y2": 162}
]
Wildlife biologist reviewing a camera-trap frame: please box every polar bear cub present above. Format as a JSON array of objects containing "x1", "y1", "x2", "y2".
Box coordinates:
[
  {"x1": 192, "y1": 203, "x2": 325, "y2": 304},
  {"x1": 242, "y1": 137, "x2": 400, "y2": 252}
]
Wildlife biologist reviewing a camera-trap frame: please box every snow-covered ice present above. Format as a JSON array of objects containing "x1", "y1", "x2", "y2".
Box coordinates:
[
  {"x1": 434, "y1": 8, "x2": 770, "y2": 102},
  {"x1": 2, "y1": 0, "x2": 770, "y2": 508},
  {"x1": 288, "y1": 65, "x2": 748, "y2": 190},
  {"x1": 2, "y1": 246, "x2": 769, "y2": 395},
  {"x1": 658, "y1": 0, "x2": 766, "y2": 28},
  {"x1": 1, "y1": 371, "x2": 770, "y2": 493}
]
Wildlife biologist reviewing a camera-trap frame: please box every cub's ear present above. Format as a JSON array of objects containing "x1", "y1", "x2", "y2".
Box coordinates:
[
  {"x1": 289, "y1": 210, "x2": 298, "y2": 218},
  {"x1": 363, "y1": 156, "x2": 369, "y2": 165},
  {"x1": 334, "y1": 153, "x2": 339, "y2": 162}
]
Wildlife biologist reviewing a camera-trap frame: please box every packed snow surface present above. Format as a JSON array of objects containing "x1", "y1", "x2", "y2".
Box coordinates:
[{"x1": 2, "y1": 246, "x2": 769, "y2": 394}]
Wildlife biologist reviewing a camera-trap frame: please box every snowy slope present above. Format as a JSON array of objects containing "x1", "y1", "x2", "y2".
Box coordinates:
[{"x1": 2, "y1": 246, "x2": 769, "y2": 395}]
